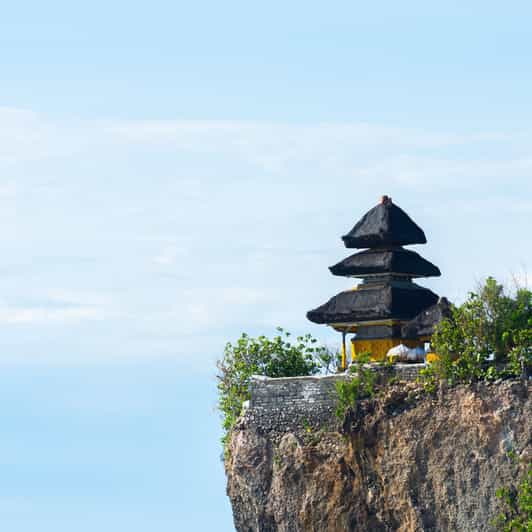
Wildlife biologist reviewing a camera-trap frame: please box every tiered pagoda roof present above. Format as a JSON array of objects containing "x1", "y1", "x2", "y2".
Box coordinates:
[
  {"x1": 401, "y1": 297, "x2": 452, "y2": 339},
  {"x1": 341, "y1": 200, "x2": 427, "y2": 248},
  {"x1": 306, "y1": 281, "x2": 439, "y2": 325},
  {"x1": 307, "y1": 196, "x2": 440, "y2": 328},
  {"x1": 329, "y1": 247, "x2": 441, "y2": 278}
]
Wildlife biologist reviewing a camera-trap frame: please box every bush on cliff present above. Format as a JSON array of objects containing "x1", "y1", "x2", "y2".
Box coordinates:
[
  {"x1": 216, "y1": 328, "x2": 335, "y2": 446},
  {"x1": 334, "y1": 351, "x2": 377, "y2": 418},
  {"x1": 422, "y1": 277, "x2": 531, "y2": 387}
]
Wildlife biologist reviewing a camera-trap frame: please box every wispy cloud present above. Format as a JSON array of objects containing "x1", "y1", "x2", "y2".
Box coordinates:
[
  {"x1": 0, "y1": 291, "x2": 115, "y2": 324},
  {"x1": 0, "y1": 306, "x2": 102, "y2": 324},
  {"x1": 0, "y1": 107, "x2": 530, "y2": 365}
]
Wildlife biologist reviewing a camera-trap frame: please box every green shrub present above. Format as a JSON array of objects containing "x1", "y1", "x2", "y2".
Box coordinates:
[
  {"x1": 216, "y1": 328, "x2": 335, "y2": 447},
  {"x1": 508, "y1": 328, "x2": 532, "y2": 379},
  {"x1": 335, "y1": 352, "x2": 376, "y2": 418},
  {"x1": 424, "y1": 277, "x2": 531, "y2": 386}
]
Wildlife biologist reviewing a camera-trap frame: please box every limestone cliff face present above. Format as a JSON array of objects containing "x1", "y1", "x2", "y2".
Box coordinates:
[{"x1": 225, "y1": 379, "x2": 531, "y2": 532}]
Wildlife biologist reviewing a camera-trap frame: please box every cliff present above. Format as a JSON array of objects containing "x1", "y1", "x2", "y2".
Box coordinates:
[{"x1": 225, "y1": 375, "x2": 531, "y2": 532}]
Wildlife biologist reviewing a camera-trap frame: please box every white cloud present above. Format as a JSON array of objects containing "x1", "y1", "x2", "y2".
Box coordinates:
[
  {"x1": 0, "y1": 306, "x2": 102, "y2": 324},
  {"x1": 0, "y1": 291, "x2": 116, "y2": 325},
  {"x1": 0, "y1": 107, "x2": 530, "y2": 365},
  {"x1": 139, "y1": 286, "x2": 274, "y2": 335},
  {"x1": 153, "y1": 245, "x2": 186, "y2": 266},
  {"x1": 0, "y1": 108, "x2": 66, "y2": 163}
]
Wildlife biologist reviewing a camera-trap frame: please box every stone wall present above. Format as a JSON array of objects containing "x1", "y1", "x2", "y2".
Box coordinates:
[
  {"x1": 246, "y1": 374, "x2": 340, "y2": 434},
  {"x1": 386, "y1": 362, "x2": 425, "y2": 382},
  {"x1": 244, "y1": 363, "x2": 425, "y2": 434}
]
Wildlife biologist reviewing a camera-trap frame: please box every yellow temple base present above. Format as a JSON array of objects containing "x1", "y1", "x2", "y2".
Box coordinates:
[{"x1": 351, "y1": 337, "x2": 424, "y2": 362}]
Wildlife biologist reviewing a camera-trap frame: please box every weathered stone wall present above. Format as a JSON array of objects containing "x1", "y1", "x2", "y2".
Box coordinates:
[
  {"x1": 246, "y1": 364, "x2": 425, "y2": 434},
  {"x1": 247, "y1": 374, "x2": 340, "y2": 434},
  {"x1": 387, "y1": 363, "x2": 425, "y2": 382}
]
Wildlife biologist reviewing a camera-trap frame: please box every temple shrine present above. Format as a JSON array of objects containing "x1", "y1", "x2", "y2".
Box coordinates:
[{"x1": 307, "y1": 196, "x2": 445, "y2": 368}]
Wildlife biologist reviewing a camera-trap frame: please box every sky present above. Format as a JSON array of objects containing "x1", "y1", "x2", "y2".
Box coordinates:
[{"x1": 1, "y1": 1, "x2": 532, "y2": 530}]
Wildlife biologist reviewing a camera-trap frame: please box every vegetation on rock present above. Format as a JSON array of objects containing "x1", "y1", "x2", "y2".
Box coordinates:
[
  {"x1": 420, "y1": 277, "x2": 531, "y2": 389},
  {"x1": 216, "y1": 328, "x2": 336, "y2": 446},
  {"x1": 493, "y1": 459, "x2": 531, "y2": 531},
  {"x1": 334, "y1": 352, "x2": 378, "y2": 418}
]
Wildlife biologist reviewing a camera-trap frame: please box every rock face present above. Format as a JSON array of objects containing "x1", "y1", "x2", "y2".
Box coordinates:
[{"x1": 225, "y1": 380, "x2": 531, "y2": 532}]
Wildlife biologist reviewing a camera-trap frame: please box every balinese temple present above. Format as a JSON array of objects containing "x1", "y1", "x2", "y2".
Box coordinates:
[{"x1": 307, "y1": 196, "x2": 443, "y2": 368}]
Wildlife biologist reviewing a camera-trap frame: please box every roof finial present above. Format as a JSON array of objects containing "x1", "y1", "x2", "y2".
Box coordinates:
[{"x1": 380, "y1": 195, "x2": 392, "y2": 205}]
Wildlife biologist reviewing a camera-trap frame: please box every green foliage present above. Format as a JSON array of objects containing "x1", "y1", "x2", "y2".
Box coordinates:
[
  {"x1": 315, "y1": 346, "x2": 343, "y2": 375},
  {"x1": 417, "y1": 363, "x2": 438, "y2": 394},
  {"x1": 508, "y1": 328, "x2": 532, "y2": 379},
  {"x1": 216, "y1": 328, "x2": 335, "y2": 446},
  {"x1": 423, "y1": 277, "x2": 532, "y2": 387},
  {"x1": 335, "y1": 352, "x2": 377, "y2": 418},
  {"x1": 493, "y1": 460, "x2": 531, "y2": 531}
]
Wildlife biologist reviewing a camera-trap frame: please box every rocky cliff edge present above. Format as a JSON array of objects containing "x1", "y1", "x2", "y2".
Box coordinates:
[{"x1": 225, "y1": 379, "x2": 530, "y2": 532}]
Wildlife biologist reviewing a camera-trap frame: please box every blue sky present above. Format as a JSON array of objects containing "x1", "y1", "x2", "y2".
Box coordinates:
[{"x1": 1, "y1": 2, "x2": 531, "y2": 530}]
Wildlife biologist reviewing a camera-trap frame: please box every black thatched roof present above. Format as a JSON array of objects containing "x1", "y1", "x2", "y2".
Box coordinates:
[
  {"x1": 306, "y1": 281, "x2": 438, "y2": 325},
  {"x1": 401, "y1": 297, "x2": 452, "y2": 339},
  {"x1": 329, "y1": 247, "x2": 441, "y2": 278},
  {"x1": 342, "y1": 198, "x2": 427, "y2": 248}
]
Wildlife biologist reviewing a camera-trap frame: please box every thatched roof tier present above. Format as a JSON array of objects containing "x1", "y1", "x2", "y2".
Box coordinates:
[
  {"x1": 342, "y1": 197, "x2": 426, "y2": 248},
  {"x1": 329, "y1": 247, "x2": 441, "y2": 278},
  {"x1": 401, "y1": 297, "x2": 452, "y2": 339},
  {"x1": 306, "y1": 281, "x2": 438, "y2": 325}
]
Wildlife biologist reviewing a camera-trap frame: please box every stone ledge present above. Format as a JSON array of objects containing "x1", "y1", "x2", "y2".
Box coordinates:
[{"x1": 245, "y1": 363, "x2": 427, "y2": 434}]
